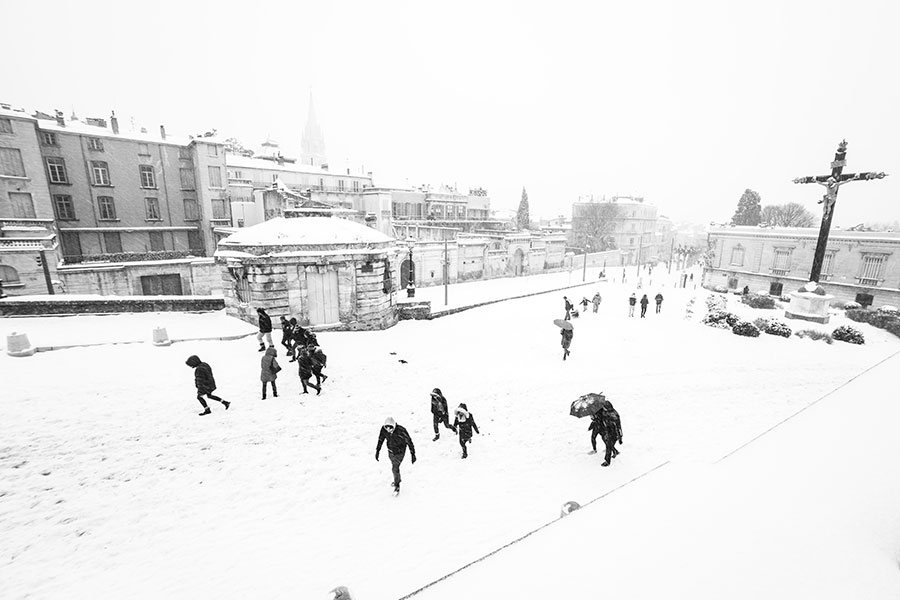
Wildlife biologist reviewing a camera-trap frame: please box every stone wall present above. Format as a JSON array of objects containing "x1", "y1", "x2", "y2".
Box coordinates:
[
  {"x1": 59, "y1": 258, "x2": 221, "y2": 296},
  {"x1": 0, "y1": 296, "x2": 224, "y2": 316}
]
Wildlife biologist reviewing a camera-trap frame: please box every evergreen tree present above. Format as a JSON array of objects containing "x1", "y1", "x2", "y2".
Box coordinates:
[
  {"x1": 731, "y1": 189, "x2": 762, "y2": 226},
  {"x1": 516, "y1": 187, "x2": 530, "y2": 230}
]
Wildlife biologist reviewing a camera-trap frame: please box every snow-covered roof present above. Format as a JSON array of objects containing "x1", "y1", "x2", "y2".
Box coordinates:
[
  {"x1": 226, "y1": 154, "x2": 371, "y2": 179},
  {"x1": 217, "y1": 217, "x2": 394, "y2": 247}
]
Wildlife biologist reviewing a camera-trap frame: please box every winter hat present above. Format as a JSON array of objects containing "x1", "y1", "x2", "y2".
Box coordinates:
[
  {"x1": 384, "y1": 417, "x2": 396, "y2": 428},
  {"x1": 185, "y1": 355, "x2": 201, "y2": 367}
]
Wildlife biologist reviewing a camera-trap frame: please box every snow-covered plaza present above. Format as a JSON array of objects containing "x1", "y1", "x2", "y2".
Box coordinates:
[{"x1": 3, "y1": 267, "x2": 899, "y2": 599}]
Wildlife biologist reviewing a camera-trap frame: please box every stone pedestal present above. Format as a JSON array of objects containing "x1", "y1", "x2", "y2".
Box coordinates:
[
  {"x1": 152, "y1": 326, "x2": 172, "y2": 346},
  {"x1": 7, "y1": 332, "x2": 36, "y2": 357},
  {"x1": 785, "y1": 290, "x2": 834, "y2": 324}
]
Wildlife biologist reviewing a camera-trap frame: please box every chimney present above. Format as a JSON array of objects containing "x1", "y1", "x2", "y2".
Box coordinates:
[
  {"x1": 55, "y1": 110, "x2": 65, "y2": 127},
  {"x1": 159, "y1": 125, "x2": 166, "y2": 140},
  {"x1": 110, "y1": 111, "x2": 119, "y2": 134},
  {"x1": 321, "y1": 163, "x2": 329, "y2": 171}
]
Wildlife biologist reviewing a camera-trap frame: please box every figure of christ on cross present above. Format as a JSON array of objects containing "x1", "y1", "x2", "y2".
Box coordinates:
[{"x1": 793, "y1": 140, "x2": 887, "y2": 284}]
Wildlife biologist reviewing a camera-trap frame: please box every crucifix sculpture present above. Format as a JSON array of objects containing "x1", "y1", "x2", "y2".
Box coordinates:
[{"x1": 793, "y1": 140, "x2": 887, "y2": 284}]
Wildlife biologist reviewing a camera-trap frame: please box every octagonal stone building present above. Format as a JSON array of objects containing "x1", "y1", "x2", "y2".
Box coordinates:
[{"x1": 215, "y1": 217, "x2": 402, "y2": 330}]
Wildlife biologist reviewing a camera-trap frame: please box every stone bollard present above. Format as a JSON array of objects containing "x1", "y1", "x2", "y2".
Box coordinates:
[
  {"x1": 152, "y1": 326, "x2": 172, "y2": 347},
  {"x1": 560, "y1": 500, "x2": 581, "y2": 517},
  {"x1": 7, "y1": 331, "x2": 36, "y2": 357}
]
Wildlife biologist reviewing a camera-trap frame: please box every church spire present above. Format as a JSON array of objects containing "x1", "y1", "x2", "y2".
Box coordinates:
[{"x1": 301, "y1": 88, "x2": 327, "y2": 167}]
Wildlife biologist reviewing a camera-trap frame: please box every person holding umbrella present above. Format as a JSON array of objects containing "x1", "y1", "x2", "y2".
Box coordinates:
[
  {"x1": 553, "y1": 319, "x2": 574, "y2": 360},
  {"x1": 571, "y1": 393, "x2": 623, "y2": 466}
]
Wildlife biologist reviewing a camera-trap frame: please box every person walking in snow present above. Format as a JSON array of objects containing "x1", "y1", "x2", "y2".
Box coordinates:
[
  {"x1": 279, "y1": 316, "x2": 293, "y2": 351},
  {"x1": 654, "y1": 292, "x2": 664, "y2": 314},
  {"x1": 591, "y1": 292, "x2": 602, "y2": 313},
  {"x1": 256, "y1": 307, "x2": 273, "y2": 351},
  {"x1": 260, "y1": 345, "x2": 281, "y2": 400},
  {"x1": 296, "y1": 347, "x2": 321, "y2": 395},
  {"x1": 185, "y1": 355, "x2": 230, "y2": 415},
  {"x1": 452, "y1": 403, "x2": 480, "y2": 459},
  {"x1": 579, "y1": 297, "x2": 589, "y2": 313},
  {"x1": 563, "y1": 296, "x2": 574, "y2": 320},
  {"x1": 376, "y1": 417, "x2": 416, "y2": 495},
  {"x1": 588, "y1": 403, "x2": 623, "y2": 466},
  {"x1": 288, "y1": 318, "x2": 307, "y2": 362},
  {"x1": 561, "y1": 327, "x2": 574, "y2": 360},
  {"x1": 308, "y1": 343, "x2": 328, "y2": 389},
  {"x1": 640, "y1": 294, "x2": 649, "y2": 318},
  {"x1": 628, "y1": 293, "x2": 637, "y2": 317},
  {"x1": 430, "y1": 388, "x2": 456, "y2": 441}
]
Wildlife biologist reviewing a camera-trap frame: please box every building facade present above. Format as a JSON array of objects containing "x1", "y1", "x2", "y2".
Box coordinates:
[
  {"x1": 571, "y1": 196, "x2": 660, "y2": 264},
  {"x1": 704, "y1": 226, "x2": 900, "y2": 307}
]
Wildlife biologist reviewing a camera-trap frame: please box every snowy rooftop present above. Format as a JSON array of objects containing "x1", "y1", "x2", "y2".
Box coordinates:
[
  {"x1": 711, "y1": 226, "x2": 900, "y2": 242},
  {"x1": 226, "y1": 154, "x2": 371, "y2": 179},
  {"x1": 216, "y1": 216, "x2": 394, "y2": 248}
]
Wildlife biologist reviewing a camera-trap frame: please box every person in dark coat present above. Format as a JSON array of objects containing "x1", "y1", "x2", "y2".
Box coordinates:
[
  {"x1": 561, "y1": 327, "x2": 573, "y2": 360},
  {"x1": 628, "y1": 293, "x2": 637, "y2": 317},
  {"x1": 279, "y1": 316, "x2": 293, "y2": 351},
  {"x1": 452, "y1": 403, "x2": 480, "y2": 459},
  {"x1": 288, "y1": 319, "x2": 307, "y2": 362},
  {"x1": 375, "y1": 417, "x2": 416, "y2": 494},
  {"x1": 256, "y1": 307, "x2": 273, "y2": 351},
  {"x1": 654, "y1": 293, "x2": 664, "y2": 313},
  {"x1": 308, "y1": 343, "x2": 328, "y2": 389},
  {"x1": 185, "y1": 355, "x2": 230, "y2": 415},
  {"x1": 639, "y1": 294, "x2": 649, "y2": 318},
  {"x1": 296, "y1": 347, "x2": 321, "y2": 395},
  {"x1": 588, "y1": 402, "x2": 623, "y2": 466},
  {"x1": 563, "y1": 296, "x2": 573, "y2": 320},
  {"x1": 430, "y1": 388, "x2": 456, "y2": 441},
  {"x1": 579, "y1": 297, "x2": 589, "y2": 312},
  {"x1": 260, "y1": 345, "x2": 281, "y2": 400}
]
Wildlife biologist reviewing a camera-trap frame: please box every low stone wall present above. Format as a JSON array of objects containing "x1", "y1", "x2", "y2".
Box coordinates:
[
  {"x1": 397, "y1": 301, "x2": 432, "y2": 320},
  {"x1": 0, "y1": 297, "x2": 225, "y2": 316}
]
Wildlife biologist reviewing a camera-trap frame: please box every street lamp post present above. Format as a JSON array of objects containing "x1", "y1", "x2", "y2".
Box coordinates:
[
  {"x1": 405, "y1": 236, "x2": 416, "y2": 298},
  {"x1": 582, "y1": 243, "x2": 590, "y2": 282}
]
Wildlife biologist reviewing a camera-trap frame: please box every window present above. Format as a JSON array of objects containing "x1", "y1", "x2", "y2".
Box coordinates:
[
  {"x1": 139, "y1": 165, "x2": 156, "y2": 188},
  {"x1": 272, "y1": 173, "x2": 278, "y2": 183},
  {"x1": 97, "y1": 196, "x2": 117, "y2": 220},
  {"x1": 338, "y1": 179, "x2": 345, "y2": 191},
  {"x1": 0, "y1": 264, "x2": 20, "y2": 283},
  {"x1": 187, "y1": 230, "x2": 203, "y2": 253},
  {"x1": 138, "y1": 143, "x2": 150, "y2": 155},
  {"x1": 0, "y1": 147, "x2": 26, "y2": 177},
  {"x1": 53, "y1": 194, "x2": 76, "y2": 220},
  {"x1": 629, "y1": 237, "x2": 635, "y2": 245},
  {"x1": 90, "y1": 161, "x2": 110, "y2": 185},
  {"x1": 87, "y1": 137, "x2": 104, "y2": 151},
  {"x1": 208, "y1": 145, "x2": 218, "y2": 157},
  {"x1": 208, "y1": 166, "x2": 222, "y2": 188},
  {"x1": 60, "y1": 232, "x2": 82, "y2": 258},
  {"x1": 211, "y1": 198, "x2": 228, "y2": 220},
  {"x1": 352, "y1": 180, "x2": 359, "y2": 192},
  {"x1": 149, "y1": 231, "x2": 165, "y2": 252},
  {"x1": 0, "y1": 118, "x2": 12, "y2": 134},
  {"x1": 103, "y1": 231, "x2": 122, "y2": 253},
  {"x1": 232, "y1": 170, "x2": 242, "y2": 179},
  {"x1": 772, "y1": 248, "x2": 792, "y2": 274},
  {"x1": 45, "y1": 157, "x2": 68, "y2": 184},
  {"x1": 858, "y1": 254, "x2": 886, "y2": 286},
  {"x1": 318, "y1": 177, "x2": 324, "y2": 189},
  {"x1": 179, "y1": 168, "x2": 195, "y2": 190},
  {"x1": 183, "y1": 198, "x2": 200, "y2": 221},
  {"x1": 8, "y1": 192, "x2": 35, "y2": 218},
  {"x1": 730, "y1": 246, "x2": 744, "y2": 266},
  {"x1": 821, "y1": 251, "x2": 836, "y2": 281},
  {"x1": 40, "y1": 132, "x2": 57, "y2": 146},
  {"x1": 145, "y1": 197, "x2": 161, "y2": 220}
]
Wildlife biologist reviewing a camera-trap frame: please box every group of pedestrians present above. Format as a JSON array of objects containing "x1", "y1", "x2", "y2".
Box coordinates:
[{"x1": 628, "y1": 293, "x2": 664, "y2": 318}]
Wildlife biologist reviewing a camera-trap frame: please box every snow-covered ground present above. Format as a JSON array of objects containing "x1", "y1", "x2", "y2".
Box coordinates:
[{"x1": 2, "y1": 268, "x2": 898, "y2": 599}]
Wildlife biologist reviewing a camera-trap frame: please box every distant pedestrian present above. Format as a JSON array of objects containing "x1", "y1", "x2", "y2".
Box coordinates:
[
  {"x1": 639, "y1": 294, "x2": 649, "y2": 318},
  {"x1": 309, "y1": 343, "x2": 328, "y2": 389},
  {"x1": 296, "y1": 347, "x2": 321, "y2": 395},
  {"x1": 654, "y1": 293, "x2": 663, "y2": 313},
  {"x1": 591, "y1": 292, "x2": 602, "y2": 313},
  {"x1": 563, "y1": 296, "x2": 573, "y2": 320},
  {"x1": 588, "y1": 404, "x2": 623, "y2": 467},
  {"x1": 288, "y1": 319, "x2": 307, "y2": 361},
  {"x1": 742, "y1": 285, "x2": 750, "y2": 295},
  {"x1": 260, "y1": 345, "x2": 281, "y2": 400},
  {"x1": 579, "y1": 297, "x2": 589, "y2": 312},
  {"x1": 185, "y1": 355, "x2": 229, "y2": 416},
  {"x1": 279, "y1": 316, "x2": 293, "y2": 351},
  {"x1": 628, "y1": 293, "x2": 637, "y2": 317},
  {"x1": 430, "y1": 388, "x2": 456, "y2": 441},
  {"x1": 690, "y1": 273, "x2": 694, "y2": 282},
  {"x1": 376, "y1": 417, "x2": 417, "y2": 495},
  {"x1": 561, "y1": 327, "x2": 574, "y2": 360},
  {"x1": 256, "y1": 307, "x2": 273, "y2": 351},
  {"x1": 453, "y1": 403, "x2": 480, "y2": 459}
]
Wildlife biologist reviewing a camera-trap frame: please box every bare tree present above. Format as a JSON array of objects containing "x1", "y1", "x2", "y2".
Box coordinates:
[
  {"x1": 760, "y1": 202, "x2": 815, "y2": 227},
  {"x1": 572, "y1": 203, "x2": 620, "y2": 251}
]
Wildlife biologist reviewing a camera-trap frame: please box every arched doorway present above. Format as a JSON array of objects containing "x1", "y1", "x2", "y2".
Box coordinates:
[
  {"x1": 511, "y1": 248, "x2": 525, "y2": 276},
  {"x1": 400, "y1": 258, "x2": 415, "y2": 287}
]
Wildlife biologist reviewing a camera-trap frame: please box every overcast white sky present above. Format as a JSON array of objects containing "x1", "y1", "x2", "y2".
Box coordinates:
[{"x1": 3, "y1": 0, "x2": 898, "y2": 225}]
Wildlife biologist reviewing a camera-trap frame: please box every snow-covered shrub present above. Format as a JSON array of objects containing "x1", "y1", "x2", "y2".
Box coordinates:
[
  {"x1": 842, "y1": 301, "x2": 861, "y2": 310},
  {"x1": 763, "y1": 320, "x2": 792, "y2": 338},
  {"x1": 741, "y1": 293, "x2": 776, "y2": 309},
  {"x1": 703, "y1": 310, "x2": 740, "y2": 329},
  {"x1": 732, "y1": 321, "x2": 761, "y2": 337},
  {"x1": 885, "y1": 320, "x2": 900, "y2": 340},
  {"x1": 876, "y1": 305, "x2": 900, "y2": 315},
  {"x1": 713, "y1": 285, "x2": 728, "y2": 293},
  {"x1": 753, "y1": 317, "x2": 771, "y2": 331},
  {"x1": 794, "y1": 329, "x2": 833, "y2": 344},
  {"x1": 832, "y1": 325, "x2": 865, "y2": 345},
  {"x1": 705, "y1": 293, "x2": 727, "y2": 312}
]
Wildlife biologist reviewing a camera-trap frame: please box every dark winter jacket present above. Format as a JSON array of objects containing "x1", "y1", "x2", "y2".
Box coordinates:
[
  {"x1": 453, "y1": 403, "x2": 480, "y2": 442},
  {"x1": 430, "y1": 389, "x2": 449, "y2": 416},
  {"x1": 589, "y1": 407, "x2": 622, "y2": 442},
  {"x1": 655, "y1": 293, "x2": 663, "y2": 304},
  {"x1": 291, "y1": 325, "x2": 308, "y2": 346},
  {"x1": 310, "y1": 347, "x2": 327, "y2": 371},
  {"x1": 297, "y1": 351, "x2": 315, "y2": 379},
  {"x1": 260, "y1": 346, "x2": 280, "y2": 382},
  {"x1": 561, "y1": 328, "x2": 574, "y2": 349},
  {"x1": 186, "y1": 355, "x2": 216, "y2": 394},
  {"x1": 564, "y1": 299, "x2": 574, "y2": 311},
  {"x1": 640, "y1": 295, "x2": 649, "y2": 307},
  {"x1": 376, "y1": 424, "x2": 416, "y2": 459},
  {"x1": 257, "y1": 309, "x2": 273, "y2": 333},
  {"x1": 629, "y1": 296, "x2": 637, "y2": 306},
  {"x1": 280, "y1": 317, "x2": 292, "y2": 341}
]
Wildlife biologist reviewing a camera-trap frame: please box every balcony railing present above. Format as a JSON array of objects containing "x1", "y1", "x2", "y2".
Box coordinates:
[
  {"x1": 62, "y1": 249, "x2": 206, "y2": 265},
  {"x1": 0, "y1": 237, "x2": 56, "y2": 250},
  {"x1": 0, "y1": 218, "x2": 55, "y2": 228}
]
